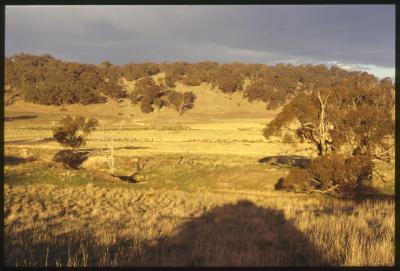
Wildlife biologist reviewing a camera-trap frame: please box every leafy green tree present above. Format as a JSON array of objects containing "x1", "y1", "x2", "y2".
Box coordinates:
[
  {"x1": 53, "y1": 115, "x2": 98, "y2": 149},
  {"x1": 267, "y1": 73, "x2": 394, "y2": 198}
]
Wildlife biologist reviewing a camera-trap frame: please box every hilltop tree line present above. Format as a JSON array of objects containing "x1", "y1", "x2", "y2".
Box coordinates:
[
  {"x1": 5, "y1": 54, "x2": 126, "y2": 107},
  {"x1": 6, "y1": 53, "x2": 393, "y2": 113}
]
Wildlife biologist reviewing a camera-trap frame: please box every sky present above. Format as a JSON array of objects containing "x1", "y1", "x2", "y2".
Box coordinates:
[{"x1": 5, "y1": 5, "x2": 395, "y2": 79}]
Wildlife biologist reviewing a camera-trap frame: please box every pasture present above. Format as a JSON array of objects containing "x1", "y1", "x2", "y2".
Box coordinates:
[{"x1": 3, "y1": 101, "x2": 395, "y2": 266}]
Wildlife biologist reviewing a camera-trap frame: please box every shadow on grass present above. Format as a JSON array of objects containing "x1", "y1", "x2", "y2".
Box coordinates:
[
  {"x1": 258, "y1": 155, "x2": 311, "y2": 168},
  {"x1": 52, "y1": 150, "x2": 91, "y2": 169},
  {"x1": 352, "y1": 185, "x2": 395, "y2": 203},
  {"x1": 140, "y1": 200, "x2": 330, "y2": 266},
  {"x1": 4, "y1": 115, "x2": 38, "y2": 122},
  {"x1": 4, "y1": 200, "x2": 331, "y2": 267},
  {"x1": 4, "y1": 156, "x2": 36, "y2": 165},
  {"x1": 111, "y1": 174, "x2": 136, "y2": 183},
  {"x1": 4, "y1": 228, "x2": 135, "y2": 267}
]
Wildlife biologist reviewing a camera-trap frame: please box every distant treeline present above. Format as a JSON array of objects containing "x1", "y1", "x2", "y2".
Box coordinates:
[{"x1": 5, "y1": 53, "x2": 393, "y2": 113}]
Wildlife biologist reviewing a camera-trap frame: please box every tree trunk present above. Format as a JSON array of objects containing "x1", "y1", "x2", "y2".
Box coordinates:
[
  {"x1": 317, "y1": 90, "x2": 330, "y2": 155},
  {"x1": 178, "y1": 96, "x2": 185, "y2": 115}
]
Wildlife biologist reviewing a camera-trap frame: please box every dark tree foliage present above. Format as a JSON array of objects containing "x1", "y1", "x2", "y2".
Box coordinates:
[
  {"x1": 128, "y1": 76, "x2": 196, "y2": 115},
  {"x1": 161, "y1": 62, "x2": 190, "y2": 88},
  {"x1": 98, "y1": 61, "x2": 122, "y2": 83},
  {"x1": 267, "y1": 72, "x2": 394, "y2": 198},
  {"x1": 129, "y1": 77, "x2": 166, "y2": 113},
  {"x1": 279, "y1": 154, "x2": 373, "y2": 198},
  {"x1": 102, "y1": 83, "x2": 127, "y2": 99},
  {"x1": 166, "y1": 91, "x2": 197, "y2": 115},
  {"x1": 242, "y1": 63, "x2": 269, "y2": 80},
  {"x1": 214, "y1": 65, "x2": 244, "y2": 93},
  {"x1": 267, "y1": 89, "x2": 287, "y2": 110},
  {"x1": 264, "y1": 73, "x2": 394, "y2": 159},
  {"x1": 121, "y1": 62, "x2": 160, "y2": 80},
  {"x1": 6, "y1": 53, "x2": 389, "y2": 116},
  {"x1": 245, "y1": 78, "x2": 274, "y2": 103},
  {"x1": 242, "y1": 63, "x2": 360, "y2": 110},
  {"x1": 53, "y1": 115, "x2": 98, "y2": 149},
  {"x1": 182, "y1": 62, "x2": 212, "y2": 86},
  {"x1": 5, "y1": 53, "x2": 127, "y2": 106}
]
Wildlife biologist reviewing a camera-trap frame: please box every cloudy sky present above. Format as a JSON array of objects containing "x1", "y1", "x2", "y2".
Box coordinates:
[{"x1": 6, "y1": 5, "x2": 395, "y2": 78}]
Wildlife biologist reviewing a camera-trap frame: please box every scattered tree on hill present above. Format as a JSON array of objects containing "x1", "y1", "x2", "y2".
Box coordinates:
[
  {"x1": 129, "y1": 76, "x2": 196, "y2": 115},
  {"x1": 6, "y1": 53, "x2": 387, "y2": 115},
  {"x1": 130, "y1": 77, "x2": 167, "y2": 113},
  {"x1": 166, "y1": 91, "x2": 197, "y2": 115}
]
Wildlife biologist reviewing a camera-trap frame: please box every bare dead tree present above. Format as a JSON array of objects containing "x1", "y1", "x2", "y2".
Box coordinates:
[{"x1": 112, "y1": 157, "x2": 163, "y2": 183}]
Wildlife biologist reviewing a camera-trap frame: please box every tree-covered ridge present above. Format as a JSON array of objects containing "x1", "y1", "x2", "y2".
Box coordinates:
[
  {"x1": 5, "y1": 53, "x2": 393, "y2": 113},
  {"x1": 5, "y1": 53, "x2": 126, "y2": 106}
]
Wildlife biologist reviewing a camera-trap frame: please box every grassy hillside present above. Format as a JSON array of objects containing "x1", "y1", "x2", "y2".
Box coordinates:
[
  {"x1": 6, "y1": 77, "x2": 274, "y2": 122},
  {"x1": 4, "y1": 73, "x2": 395, "y2": 266}
]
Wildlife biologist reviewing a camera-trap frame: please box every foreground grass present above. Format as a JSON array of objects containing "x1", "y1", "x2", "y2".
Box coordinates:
[{"x1": 4, "y1": 160, "x2": 395, "y2": 266}]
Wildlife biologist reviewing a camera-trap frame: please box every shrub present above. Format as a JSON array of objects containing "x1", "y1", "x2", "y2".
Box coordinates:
[
  {"x1": 278, "y1": 168, "x2": 312, "y2": 192},
  {"x1": 277, "y1": 153, "x2": 373, "y2": 198},
  {"x1": 53, "y1": 115, "x2": 98, "y2": 149}
]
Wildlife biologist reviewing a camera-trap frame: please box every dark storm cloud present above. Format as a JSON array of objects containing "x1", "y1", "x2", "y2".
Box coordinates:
[{"x1": 5, "y1": 5, "x2": 395, "y2": 76}]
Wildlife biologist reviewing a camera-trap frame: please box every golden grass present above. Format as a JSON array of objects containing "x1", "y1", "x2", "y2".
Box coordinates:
[
  {"x1": 4, "y1": 184, "x2": 394, "y2": 266},
  {"x1": 4, "y1": 81, "x2": 395, "y2": 267},
  {"x1": 4, "y1": 119, "x2": 315, "y2": 159}
]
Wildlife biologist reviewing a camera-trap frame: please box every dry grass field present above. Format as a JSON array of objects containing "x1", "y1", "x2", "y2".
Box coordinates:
[{"x1": 3, "y1": 81, "x2": 395, "y2": 266}]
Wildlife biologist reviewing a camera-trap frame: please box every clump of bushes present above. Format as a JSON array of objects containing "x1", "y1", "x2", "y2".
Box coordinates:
[
  {"x1": 277, "y1": 153, "x2": 373, "y2": 198},
  {"x1": 129, "y1": 76, "x2": 196, "y2": 114},
  {"x1": 53, "y1": 115, "x2": 98, "y2": 149}
]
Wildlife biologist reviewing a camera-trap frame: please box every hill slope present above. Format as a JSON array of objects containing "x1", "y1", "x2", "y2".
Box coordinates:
[{"x1": 5, "y1": 78, "x2": 279, "y2": 126}]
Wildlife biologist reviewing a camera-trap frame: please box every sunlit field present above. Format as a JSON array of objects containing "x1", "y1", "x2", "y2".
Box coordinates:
[{"x1": 4, "y1": 104, "x2": 395, "y2": 266}]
